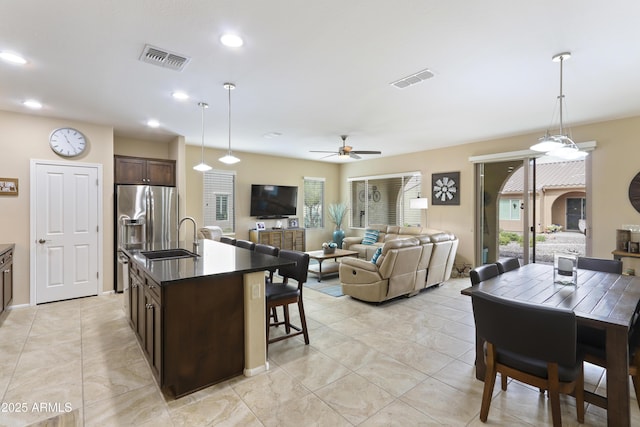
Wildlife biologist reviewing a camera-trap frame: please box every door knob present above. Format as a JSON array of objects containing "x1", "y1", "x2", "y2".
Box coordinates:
[{"x1": 38, "y1": 238, "x2": 50, "y2": 244}]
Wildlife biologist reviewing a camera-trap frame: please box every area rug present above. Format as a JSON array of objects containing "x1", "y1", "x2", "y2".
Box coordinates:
[{"x1": 304, "y1": 277, "x2": 344, "y2": 297}]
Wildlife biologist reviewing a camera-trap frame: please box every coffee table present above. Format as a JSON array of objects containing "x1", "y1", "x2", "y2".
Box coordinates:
[{"x1": 306, "y1": 248, "x2": 359, "y2": 282}]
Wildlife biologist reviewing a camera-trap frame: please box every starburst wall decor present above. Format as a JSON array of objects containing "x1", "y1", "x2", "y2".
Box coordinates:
[{"x1": 432, "y1": 172, "x2": 460, "y2": 205}]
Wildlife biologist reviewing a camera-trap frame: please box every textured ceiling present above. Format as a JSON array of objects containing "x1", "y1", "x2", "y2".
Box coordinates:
[{"x1": 2, "y1": 1, "x2": 639, "y2": 162}]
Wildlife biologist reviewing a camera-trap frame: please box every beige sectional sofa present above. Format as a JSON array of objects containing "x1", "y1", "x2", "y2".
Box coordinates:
[{"x1": 339, "y1": 225, "x2": 458, "y2": 302}]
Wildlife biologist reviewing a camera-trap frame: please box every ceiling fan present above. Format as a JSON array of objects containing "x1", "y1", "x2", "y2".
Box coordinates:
[{"x1": 311, "y1": 135, "x2": 382, "y2": 159}]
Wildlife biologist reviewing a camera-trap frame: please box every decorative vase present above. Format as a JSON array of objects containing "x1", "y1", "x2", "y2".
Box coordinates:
[{"x1": 332, "y1": 229, "x2": 345, "y2": 249}]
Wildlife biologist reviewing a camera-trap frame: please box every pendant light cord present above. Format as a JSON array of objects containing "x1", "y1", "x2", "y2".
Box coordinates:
[
  {"x1": 227, "y1": 84, "x2": 232, "y2": 154},
  {"x1": 201, "y1": 102, "x2": 206, "y2": 161},
  {"x1": 559, "y1": 55, "x2": 564, "y2": 136}
]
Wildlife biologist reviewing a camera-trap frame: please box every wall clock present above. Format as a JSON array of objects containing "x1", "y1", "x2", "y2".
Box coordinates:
[
  {"x1": 628, "y1": 171, "x2": 640, "y2": 213},
  {"x1": 432, "y1": 172, "x2": 460, "y2": 205},
  {"x1": 49, "y1": 127, "x2": 87, "y2": 157}
]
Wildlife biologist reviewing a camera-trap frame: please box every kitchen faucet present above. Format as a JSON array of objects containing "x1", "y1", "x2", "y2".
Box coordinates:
[{"x1": 178, "y1": 217, "x2": 199, "y2": 252}]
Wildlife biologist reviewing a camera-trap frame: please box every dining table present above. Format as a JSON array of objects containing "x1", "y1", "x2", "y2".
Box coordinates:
[{"x1": 461, "y1": 262, "x2": 640, "y2": 427}]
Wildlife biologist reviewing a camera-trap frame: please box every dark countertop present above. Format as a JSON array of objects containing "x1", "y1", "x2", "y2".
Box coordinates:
[
  {"x1": 122, "y1": 239, "x2": 293, "y2": 285},
  {"x1": 0, "y1": 243, "x2": 15, "y2": 255}
]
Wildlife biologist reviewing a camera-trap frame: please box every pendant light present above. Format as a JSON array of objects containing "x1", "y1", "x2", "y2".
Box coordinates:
[
  {"x1": 193, "y1": 102, "x2": 212, "y2": 172},
  {"x1": 530, "y1": 52, "x2": 587, "y2": 159},
  {"x1": 218, "y1": 82, "x2": 240, "y2": 164}
]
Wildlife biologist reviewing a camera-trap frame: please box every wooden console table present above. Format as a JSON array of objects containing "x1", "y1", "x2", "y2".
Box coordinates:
[{"x1": 612, "y1": 249, "x2": 640, "y2": 260}]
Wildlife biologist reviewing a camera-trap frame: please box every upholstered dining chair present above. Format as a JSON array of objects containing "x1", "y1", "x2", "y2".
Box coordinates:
[
  {"x1": 495, "y1": 257, "x2": 520, "y2": 274},
  {"x1": 235, "y1": 239, "x2": 256, "y2": 250},
  {"x1": 219, "y1": 236, "x2": 236, "y2": 245},
  {"x1": 471, "y1": 291, "x2": 584, "y2": 427},
  {"x1": 470, "y1": 263, "x2": 500, "y2": 285},
  {"x1": 578, "y1": 298, "x2": 640, "y2": 409},
  {"x1": 254, "y1": 243, "x2": 280, "y2": 323},
  {"x1": 266, "y1": 250, "x2": 310, "y2": 353},
  {"x1": 577, "y1": 256, "x2": 622, "y2": 274}
]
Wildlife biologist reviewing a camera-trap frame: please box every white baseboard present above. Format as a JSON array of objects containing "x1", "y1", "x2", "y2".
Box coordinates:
[{"x1": 244, "y1": 362, "x2": 269, "y2": 377}]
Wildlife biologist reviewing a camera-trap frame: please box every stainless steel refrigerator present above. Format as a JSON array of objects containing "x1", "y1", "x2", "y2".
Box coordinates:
[{"x1": 115, "y1": 185, "x2": 178, "y2": 293}]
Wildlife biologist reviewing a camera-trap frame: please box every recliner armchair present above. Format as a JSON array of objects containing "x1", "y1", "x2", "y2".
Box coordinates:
[{"x1": 340, "y1": 237, "x2": 423, "y2": 302}]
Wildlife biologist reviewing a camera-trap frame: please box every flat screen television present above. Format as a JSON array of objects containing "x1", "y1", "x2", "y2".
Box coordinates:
[{"x1": 250, "y1": 184, "x2": 298, "y2": 218}]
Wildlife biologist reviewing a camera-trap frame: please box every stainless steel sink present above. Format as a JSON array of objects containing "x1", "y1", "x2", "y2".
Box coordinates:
[{"x1": 141, "y1": 248, "x2": 200, "y2": 260}]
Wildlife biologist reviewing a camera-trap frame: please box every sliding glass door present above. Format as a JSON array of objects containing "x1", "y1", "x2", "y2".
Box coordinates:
[{"x1": 476, "y1": 156, "x2": 587, "y2": 266}]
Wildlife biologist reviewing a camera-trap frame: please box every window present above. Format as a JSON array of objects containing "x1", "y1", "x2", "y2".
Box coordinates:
[
  {"x1": 203, "y1": 170, "x2": 235, "y2": 232},
  {"x1": 348, "y1": 172, "x2": 421, "y2": 228},
  {"x1": 303, "y1": 177, "x2": 324, "y2": 229},
  {"x1": 499, "y1": 198, "x2": 521, "y2": 220}
]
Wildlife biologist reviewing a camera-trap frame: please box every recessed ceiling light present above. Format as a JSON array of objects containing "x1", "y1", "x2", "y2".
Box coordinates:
[
  {"x1": 172, "y1": 91, "x2": 189, "y2": 100},
  {"x1": 0, "y1": 51, "x2": 27, "y2": 65},
  {"x1": 220, "y1": 34, "x2": 243, "y2": 48},
  {"x1": 147, "y1": 119, "x2": 160, "y2": 128},
  {"x1": 263, "y1": 132, "x2": 282, "y2": 139},
  {"x1": 23, "y1": 99, "x2": 42, "y2": 109}
]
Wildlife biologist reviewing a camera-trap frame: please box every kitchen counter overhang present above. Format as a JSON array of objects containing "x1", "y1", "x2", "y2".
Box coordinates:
[{"x1": 123, "y1": 239, "x2": 293, "y2": 285}]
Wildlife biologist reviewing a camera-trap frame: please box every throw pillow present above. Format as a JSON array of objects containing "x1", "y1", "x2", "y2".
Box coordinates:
[
  {"x1": 371, "y1": 247, "x2": 383, "y2": 264},
  {"x1": 361, "y1": 229, "x2": 379, "y2": 245}
]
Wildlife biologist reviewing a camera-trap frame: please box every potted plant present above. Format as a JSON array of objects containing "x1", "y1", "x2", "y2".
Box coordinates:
[{"x1": 328, "y1": 202, "x2": 348, "y2": 248}]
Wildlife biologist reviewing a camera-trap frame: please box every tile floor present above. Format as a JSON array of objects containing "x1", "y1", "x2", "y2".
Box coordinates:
[{"x1": 0, "y1": 277, "x2": 638, "y2": 426}]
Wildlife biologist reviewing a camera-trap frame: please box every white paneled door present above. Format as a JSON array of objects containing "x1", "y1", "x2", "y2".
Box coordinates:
[{"x1": 34, "y1": 162, "x2": 99, "y2": 304}]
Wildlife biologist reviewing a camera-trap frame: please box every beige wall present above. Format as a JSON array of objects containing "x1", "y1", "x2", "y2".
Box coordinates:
[
  {"x1": 0, "y1": 110, "x2": 114, "y2": 305},
  {"x1": 340, "y1": 115, "x2": 640, "y2": 269},
  {"x1": 114, "y1": 137, "x2": 171, "y2": 159},
  {"x1": 184, "y1": 145, "x2": 341, "y2": 251},
  {"x1": 4, "y1": 108, "x2": 640, "y2": 306}
]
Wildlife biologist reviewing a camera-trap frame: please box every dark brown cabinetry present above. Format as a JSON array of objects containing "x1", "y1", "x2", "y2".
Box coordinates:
[
  {"x1": 127, "y1": 258, "x2": 244, "y2": 397},
  {"x1": 0, "y1": 245, "x2": 14, "y2": 314},
  {"x1": 128, "y1": 260, "x2": 163, "y2": 382},
  {"x1": 249, "y1": 229, "x2": 305, "y2": 251},
  {"x1": 114, "y1": 155, "x2": 176, "y2": 186}
]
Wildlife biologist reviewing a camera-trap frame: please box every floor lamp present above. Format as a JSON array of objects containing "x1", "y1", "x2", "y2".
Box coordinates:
[{"x1": 410, "y1": 196, "x2": 429, "y2": 226}]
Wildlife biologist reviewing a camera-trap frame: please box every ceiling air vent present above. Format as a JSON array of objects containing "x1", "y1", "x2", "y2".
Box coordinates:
[
  {"x1": 390, "y1": 68, "x2": 435, "y2": 89},
  {"x1": 139, "y1": 44, "x2": 190, "y2": 71}
]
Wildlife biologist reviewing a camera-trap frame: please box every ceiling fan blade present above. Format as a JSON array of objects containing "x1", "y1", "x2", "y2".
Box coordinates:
[
  {"x1": 310, "y1": 150, "x2": 338, "y2": 153},
  {"x1": 351, "y1": 150, "x2": 381, "y2": 155},
  {"x1": 349, "y1": 153, "x2": 361, "y2": 159},
  {"x1": 321, "y1": 153, "x2": 338, "y2": 159}
]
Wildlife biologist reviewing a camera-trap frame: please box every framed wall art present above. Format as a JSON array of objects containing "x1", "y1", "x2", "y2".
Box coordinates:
[
  {"x1": 0, "y1": 178, "x2": 18, "y2": 196},
  {"x1": 432, "y1": 172, "x2": 459, "y2": 205}
]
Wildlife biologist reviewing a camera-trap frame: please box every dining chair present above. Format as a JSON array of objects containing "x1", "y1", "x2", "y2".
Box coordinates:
[
  {"x1": 577, "y1": 256, "x2": 622, "y2": 274},
  {"x1": 235, "y1": 239, "x2": 256, "y2": 250},
  {"x1": 254, "y1": 243, "x2": 280, "y2": 323},
  {"x1": 471, "y1": 291, "x2": 584, "y2": 427},
  {"x1": 266, "y1": 250, "x2": 310, "y2": 353},
  {"x1": 470, "y1": 263, "x2": 500, "y2": 285},
  {"x1": 578, "y1": 298, "x2": 640, "y2": 409},
  {"x1": 495, "y1": 257, "x2": 520, "y2": 274},
  {"x1": 219, "y1": 236, "x2": 236, "y2": 245}
]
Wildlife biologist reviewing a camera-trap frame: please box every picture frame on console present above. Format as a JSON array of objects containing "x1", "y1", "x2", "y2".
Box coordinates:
[
  {"x1": 288, "y1": 218, "x2": 299, "y2": 228},
  {"x1": 256, "y1": 222, "x2": 266, "y2": 231}
]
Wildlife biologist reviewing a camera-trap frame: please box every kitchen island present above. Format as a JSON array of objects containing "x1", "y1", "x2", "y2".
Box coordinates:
[{"x1": 123, "y1": 239, "x2": 293, "y2": 398}]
